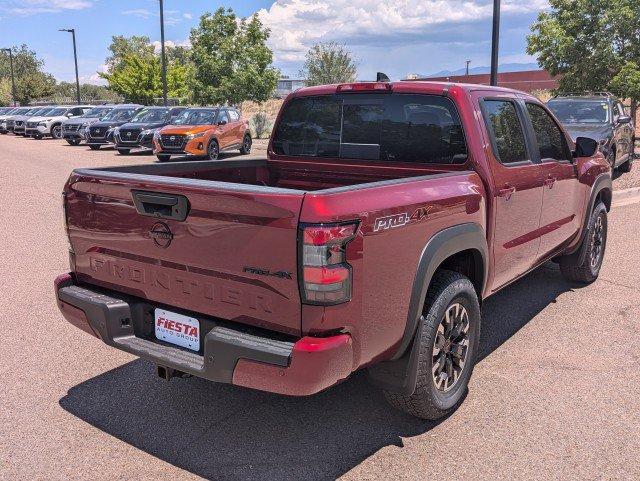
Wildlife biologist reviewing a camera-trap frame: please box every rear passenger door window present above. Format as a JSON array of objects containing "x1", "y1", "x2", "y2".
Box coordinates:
[
  {"x1": 481, "y1": 100, "x2": 529, "y2": 165},
  {"x1": 218, "y1": 111, "x2": 229, "y2": 124},
  {"x1": 228, "y1": 110, "x2": 239, "y2": 122},
  {"x1": 525, "y1": 103, "x2": 569, "y2": 161}
]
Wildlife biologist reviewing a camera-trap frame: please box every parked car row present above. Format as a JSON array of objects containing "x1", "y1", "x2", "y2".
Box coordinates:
[{"x1": 0, "y1": 104, "x2": 253, "y2": 161}]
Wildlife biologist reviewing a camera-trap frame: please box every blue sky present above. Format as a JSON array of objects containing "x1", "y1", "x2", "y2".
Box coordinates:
[{"x1": 0, "y1": 0, "x2": 549, "y2": 84}]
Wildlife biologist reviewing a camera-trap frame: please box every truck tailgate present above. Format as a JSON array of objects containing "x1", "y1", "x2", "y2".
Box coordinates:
[{"x1": 65, "y1": 170, "x2": 305, "y2": 336}]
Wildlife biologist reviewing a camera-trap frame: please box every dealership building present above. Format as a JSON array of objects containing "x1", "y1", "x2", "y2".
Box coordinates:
[{"x1": 417, "y1": 69, "x2": 558, "y2": 93}]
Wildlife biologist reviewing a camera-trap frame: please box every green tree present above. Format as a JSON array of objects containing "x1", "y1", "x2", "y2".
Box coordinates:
[
  {"x1": 52, "y1": 81, "x2": 123, "y2": 103},
  {"x1": 100, "y1": 36, "x2": 190, "y2": 104},
  {"x1": 527, "y1": 0, "x2": 640, "y2": 121},
  {"x1": 105, "y1": 35, "x2": 155, "y2": 72},
  {"x1": 0, "y1": 45, "x2": 54, "y2": 105},
  {"x1": 0, "y1": 78, "x2": 11, "y2": 106},
  {"x1": 189, "y1": 8, "x2": 279, "y2": 105},
  {"x1": 100, "y1": 53, "x2": 188, "y2": 104},
  {"x1": 300, "y1": 42, "x2": 357, "y2": 86}
]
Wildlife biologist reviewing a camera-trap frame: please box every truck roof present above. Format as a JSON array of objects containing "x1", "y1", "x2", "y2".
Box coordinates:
[{"x1": 291, "y1": 80, "x2": 535, "y2": 99}]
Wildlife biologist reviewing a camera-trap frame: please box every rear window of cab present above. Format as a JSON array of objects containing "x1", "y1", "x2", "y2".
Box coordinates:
[{"x1": 272, "y1": 93, "x2": 468, "y2": 164}]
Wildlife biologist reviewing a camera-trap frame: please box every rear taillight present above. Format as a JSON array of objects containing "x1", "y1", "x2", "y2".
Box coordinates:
[
  {"x1": 299, "y1": 222, "x2": 358, "y2": 305},
  {"x1": 62, "y1": 192, "x2": 73, "y2": 254}
]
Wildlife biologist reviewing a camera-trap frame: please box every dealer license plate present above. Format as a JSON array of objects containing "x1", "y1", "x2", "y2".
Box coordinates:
[{"x1": 154, "y1": 308, "x2": 200, "y2": 351}]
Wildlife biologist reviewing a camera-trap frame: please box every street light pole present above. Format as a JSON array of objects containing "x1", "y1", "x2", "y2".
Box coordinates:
[
  {"x1": 159, "y1": 0, "x2": 168, "y2": 106},
  {"x1": 59, "y1": 28, "x2": 81, "y2": 104},
  {"x1": 465, "y1": 60, "x2": 471, "y2": 77},
  {"x1": 490, "y1": 0, "x2": 501, "y2": 86},
  {"x1": 1, "y1": 48, "x2": 17, "y2": 106}
]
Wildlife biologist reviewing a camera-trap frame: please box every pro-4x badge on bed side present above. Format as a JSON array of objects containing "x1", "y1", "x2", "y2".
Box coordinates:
[{"x1": 373, "y1": 206, "x2": 433, "y2": 232}]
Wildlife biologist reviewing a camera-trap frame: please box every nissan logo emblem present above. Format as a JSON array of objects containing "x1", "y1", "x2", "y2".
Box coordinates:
[
  {"x1": 170, "y1": 135, "x2": 176, "y2": 141},
  {"x1": 149, "y1": 222, "x2": 173, "y2": 248},
  {"x1": 126, "y1": 131, "x2": 131, "y2": 137}
]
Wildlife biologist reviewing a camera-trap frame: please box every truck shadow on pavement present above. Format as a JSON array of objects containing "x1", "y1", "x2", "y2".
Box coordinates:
[{"x1": 59, "y1": 264, "x2": 575, "y2": 480}]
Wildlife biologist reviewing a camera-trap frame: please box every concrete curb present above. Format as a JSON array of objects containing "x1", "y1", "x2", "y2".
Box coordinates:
[{"x1": 612, "y1": 187, "x2": 640, "y2": 208}]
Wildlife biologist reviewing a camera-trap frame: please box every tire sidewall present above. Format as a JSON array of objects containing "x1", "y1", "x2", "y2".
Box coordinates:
[
  {"x1": 586, "y1": 203, "x2": 608, "y2": 278},
  {"x1": 208, "y1": 139, "x2": 219, "y2": 160},
  {"x1": 242, "y1": 134, "x2": 252, "y2": 153},
  {"x1": 421, "y1": 279, "x2": 481, "y2": 411},
  {"x1": 52, "y1": 125, "x2": 62, "y2": 139}
]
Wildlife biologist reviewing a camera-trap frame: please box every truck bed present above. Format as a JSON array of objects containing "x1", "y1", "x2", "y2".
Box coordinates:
[{"x1": 82, "y1": 157, "x2": 458, "y2": 192}]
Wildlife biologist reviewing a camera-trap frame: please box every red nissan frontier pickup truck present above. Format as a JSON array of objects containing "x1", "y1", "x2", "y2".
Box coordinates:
[{"x1": 55, "y1": 81, "x2": 611, "y2": 419}]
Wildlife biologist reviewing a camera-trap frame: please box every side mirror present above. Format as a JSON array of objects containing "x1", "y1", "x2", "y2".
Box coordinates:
[
  {"x1": 573, "y1": 136, "x2": 598, "y2": 158},
  {"x1": 218, "y1": 120, "x2": 227, "y2": 126},
  {"x1": 66, "y1": 112, "x2": 73, "y2": 117},
  {"x1": 616, "y1": 115, "x2": 632, "y2": 125}
]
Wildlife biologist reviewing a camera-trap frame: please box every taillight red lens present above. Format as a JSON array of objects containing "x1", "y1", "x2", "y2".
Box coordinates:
[
  {"x1": 300, "y1": 222, "x2": 358, "y2": 305},
  {"x1": 303, "y1": 266, "x2": 350, "y2": 284},
  {"x1": 303, "y1": 224, "x2": 356, "y2": 246}
]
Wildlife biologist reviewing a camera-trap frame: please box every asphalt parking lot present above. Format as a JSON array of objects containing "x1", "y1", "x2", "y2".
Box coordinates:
[{"x1": 1, "y1": 134, "x2": 639, "y2": 481}]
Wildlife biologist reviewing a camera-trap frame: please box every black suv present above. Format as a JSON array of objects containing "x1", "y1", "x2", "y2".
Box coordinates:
[
  {"x1": 113, "y1": 106, "x2": 186, "y2": 154},
  {"x1": 547, "y1": 93, "x2": 635, "y2": 172},
  {"x1": 85, "y1": 105, "x2": 143, "y2": 150}
]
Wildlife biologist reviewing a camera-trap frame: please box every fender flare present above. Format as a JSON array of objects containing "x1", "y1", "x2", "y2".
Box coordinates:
[
  {"x1": 560, "y1": 173, "x2": 612, "y2": 265},
  {"x1": 367, "y1": 222, "x2": 488, "y2": 395}
]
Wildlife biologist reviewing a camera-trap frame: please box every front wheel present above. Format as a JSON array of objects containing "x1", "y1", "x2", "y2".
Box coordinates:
[
  {"x1": 66, "y1": 139, "x2": 81, "y2": 146},
  {"x1": 239, "y1": 134, "x2": 252, "y2": 154},
  {"x1": 207, "y1": 139, "x2": 219, "y2": 160},
  {"x1": 51, "y1": 125, "x2": 62, "y2": 139},
  {"x1": 560, "y1": 201, "x2": 607, "y2": 283},
  {"x1": 384, "y1": 270, "x2": 481, "y2": 420}
]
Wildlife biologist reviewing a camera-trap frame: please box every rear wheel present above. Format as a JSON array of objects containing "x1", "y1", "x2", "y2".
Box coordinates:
[
  {"x1": 384, "y1": 270, "x2": 481, "y2": 420},
  {"x1": 156, "y1": 154, "x2": 171, "y2": 162},
  {"x1": 240, "y1": 134, "x2": 252, "y2": 154},
  {"x1": 88, "y1": 145, "x2": 101, "y2": 150},
  {"x1": 117, "y1": 148, "x2": 131, "y2": 155},
  {"x1": 207, "y1": 139, "x2": 219, "y2": 160},
  {"x1": 560, "y1": 201, "x2": 607, "y2": 283},
  {"x1": 66, "y1": 139, "x2": 81, "y2": 146},
  {"x1": 34, "y1": 134, "x2": 43, "y2": 140},
  {"x1": 51, "y1": 124, "x2": 62, "y2": 139}
]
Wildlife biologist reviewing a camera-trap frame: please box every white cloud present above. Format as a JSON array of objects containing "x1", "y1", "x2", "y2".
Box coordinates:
[
  {"x1": 151, "y1": 39, "x2": 191, "y2": 54},
  {"x1": 122, "y1": 7, "x2": 188, "y2": 25},
  {"x1": 9, "y1": 0, "x2": 93, "y2": 15},
  {"x1": 258, "y1": 0, "x2": 549, "y2": 63},
  {"x1": 122, "y1": 8, "x2": 153, "y2": 19}
]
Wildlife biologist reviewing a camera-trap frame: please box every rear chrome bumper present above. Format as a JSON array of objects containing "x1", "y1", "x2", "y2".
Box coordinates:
[{"x1": 54, "y1": 273, "x2": 354, "y2": 396}]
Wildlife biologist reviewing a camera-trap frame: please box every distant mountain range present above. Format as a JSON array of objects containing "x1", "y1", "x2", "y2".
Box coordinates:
[{"x1": 422, "y1": 62, "x2": 540, "y2": 78}]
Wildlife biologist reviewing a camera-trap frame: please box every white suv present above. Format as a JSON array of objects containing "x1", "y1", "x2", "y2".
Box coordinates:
[{"x1": 25, "y1": 105, "x2": 92, "y2": 139}]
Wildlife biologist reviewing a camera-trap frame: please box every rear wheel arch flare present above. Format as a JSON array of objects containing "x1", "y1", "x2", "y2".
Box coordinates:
[{"x1": 392, "y1": 223, "x2": 488, "y2": 361}]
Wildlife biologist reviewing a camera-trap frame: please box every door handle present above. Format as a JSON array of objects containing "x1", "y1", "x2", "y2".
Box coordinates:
[
  {"x1": 497, "y1": 184, "x2": 516, "y2": 200},
  {"x1": 544, "y1": 176, "x2": 557, "y2": 188}
]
